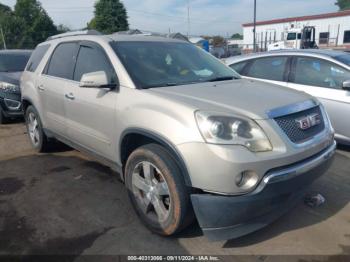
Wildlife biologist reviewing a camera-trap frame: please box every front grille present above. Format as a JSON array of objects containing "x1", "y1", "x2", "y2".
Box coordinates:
[{"x1": 274, "y1": 106, "x2": 325, "y2": 144}]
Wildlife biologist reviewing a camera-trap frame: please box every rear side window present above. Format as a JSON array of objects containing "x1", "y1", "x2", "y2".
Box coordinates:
[
  {"x1": 73, "y1": 45, "x2": 117, "y2": 84},
  {"x1": 247, "y1": 56, "x2": 288, "y2": 81},
  {"x1": 229, "y1": 61, "x2": 248, "y2": 74},
  {"x1": 26, "y1": 45, "x2": 50, "y2": 72},
  {"x1": 46, "y1": 42, "x2": 78, "y2": 80}
]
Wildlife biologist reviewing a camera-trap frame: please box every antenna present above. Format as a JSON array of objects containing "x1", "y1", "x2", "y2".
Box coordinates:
[{"x1": 187, "y1": 0, "x2": 191, "y2": 37}]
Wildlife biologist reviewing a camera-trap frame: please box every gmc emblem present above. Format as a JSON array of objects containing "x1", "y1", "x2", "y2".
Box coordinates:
[{"x1": 295, "y1": 113, "x2": 321, "y2": 130}]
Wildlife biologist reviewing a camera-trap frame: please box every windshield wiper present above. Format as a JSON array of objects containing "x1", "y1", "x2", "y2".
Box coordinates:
[
  {"x1": 142, "y1": 82, "x2": 179, "y2": 89},
  {"x1": 208, "y1": 76, "x2": 237, "y2": 82}
]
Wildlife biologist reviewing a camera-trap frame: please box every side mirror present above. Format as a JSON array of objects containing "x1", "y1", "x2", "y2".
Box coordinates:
[
  {"x1": 343, "y1": 80, "x2": 350, "y2": 91},
  {"x1": 79, "y1": 71, "x2": 111, "y2": 88}
]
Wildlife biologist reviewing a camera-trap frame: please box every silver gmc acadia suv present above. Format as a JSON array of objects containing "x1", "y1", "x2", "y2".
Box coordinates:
[{"x1": 21, "y1": 31, "x2": 336, "y2": 241}]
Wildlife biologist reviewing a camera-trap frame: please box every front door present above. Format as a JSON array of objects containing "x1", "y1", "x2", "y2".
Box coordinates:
[
  {"x1": 288, "y1": 56, "x2": 350, "y2": 141},
  {"x1": 64, "y1": 41, "x2": 119, "y2": 160}
]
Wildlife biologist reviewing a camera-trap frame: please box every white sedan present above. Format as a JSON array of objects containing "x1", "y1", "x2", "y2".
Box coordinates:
[{"x1": 225, "y1": 49, "x2": 350, "y2": 145}]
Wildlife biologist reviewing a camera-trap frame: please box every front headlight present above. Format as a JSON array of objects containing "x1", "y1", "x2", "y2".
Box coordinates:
[
  {"x1": 195, "y1": 111, "x2": 272, "y2": 152},
  {"x1": 0, "y1": 82, "x2": 20, "y2": 93}
]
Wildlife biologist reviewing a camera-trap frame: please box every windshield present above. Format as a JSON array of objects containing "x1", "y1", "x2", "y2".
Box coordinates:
[
  {"x1": 111, "y1": 41, "x2": 239, "y2": 89},
  {"x1": 334, "y1": 53, "x2": 350, "y2": 66},
  {"x1": 0, "y1": 53, "x2": 31, "y2": 72}
]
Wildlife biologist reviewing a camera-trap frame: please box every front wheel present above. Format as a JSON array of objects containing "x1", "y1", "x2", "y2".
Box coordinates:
[{"x1": 125, "y1": 144, "x2": 194, "y2": 236}]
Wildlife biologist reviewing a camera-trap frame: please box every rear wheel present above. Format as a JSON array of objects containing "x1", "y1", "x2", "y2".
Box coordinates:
[
  {"x1": 125, "y1": 144, "x2": 194, "y2": 236},
  {"x1": 25, "y1": 106, "x2": 52, "y2": 152}
]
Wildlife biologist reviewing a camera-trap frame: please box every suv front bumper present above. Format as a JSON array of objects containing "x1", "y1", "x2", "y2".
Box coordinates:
[
  {"x1": 190, "y1": 141, "x2": 336, "y2": 241},
  {"x1": 0, "y1": 93, "x2": 23, "y2": 118}
]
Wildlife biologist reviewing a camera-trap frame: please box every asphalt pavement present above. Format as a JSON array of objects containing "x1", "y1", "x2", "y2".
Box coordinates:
[{"x1": 0, "y1": 122, "x2": 349, "y2": 260}]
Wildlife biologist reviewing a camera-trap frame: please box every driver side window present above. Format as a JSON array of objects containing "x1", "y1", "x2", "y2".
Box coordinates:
[
  {"x1": 293, "y1": 57, "x2": 350, "y2": 89},
  {"x1": 74, "y1": 45, "x2": 117, "y2": 84}
]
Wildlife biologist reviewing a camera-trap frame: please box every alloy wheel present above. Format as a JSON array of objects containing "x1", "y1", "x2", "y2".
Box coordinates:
[
  {"x1": 28, "y1": 112, "x2": 40, "y2": 147},
  {"x1": 131, "y1": 161, "x2": 171, "y2": 223}
]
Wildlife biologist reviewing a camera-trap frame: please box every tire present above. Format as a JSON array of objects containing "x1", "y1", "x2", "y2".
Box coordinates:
[
  {"x1": 0, "y1": 107, "x2": 8, "y2": 124},
  {"x1": 125, "y1": 143, "x2": 194, "y2": 236},
  {"x1": 25, "y1": 106, "x2": 51, "y2": 152}
]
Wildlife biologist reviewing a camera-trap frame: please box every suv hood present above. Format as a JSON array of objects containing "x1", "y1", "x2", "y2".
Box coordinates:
[
  {"x1": 148, "y1": 79, "x2": 313, "y2": 120},
  {"x1": 0, "y1": 72, "x2": 22, "y2": 84}
]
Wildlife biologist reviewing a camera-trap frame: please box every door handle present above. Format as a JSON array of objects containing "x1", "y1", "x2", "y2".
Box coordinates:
[
  {"x1": 37, "y1": 85, "x2": 45, "y2": 91},
  {"x1": 65, "y1": 93, "x2": 75, "y2": 100}
]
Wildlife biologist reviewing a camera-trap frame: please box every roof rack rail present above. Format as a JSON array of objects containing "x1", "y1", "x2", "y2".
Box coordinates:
[{"x1": 47, "y1": 30, "x2": 102, "y2": 41}]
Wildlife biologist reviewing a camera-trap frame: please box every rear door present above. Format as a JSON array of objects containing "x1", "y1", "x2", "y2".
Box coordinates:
[
  {"x1": 22, "y1": 44, "x2": 51, "y2": 117},
  {"x1": 39, "y1": 42, "x2": 79, "y2": 137},
  {"x1": 64, "y1": 41, "x2": 118, "y2": 159},
  {"x1": 236, "y1": 56, "x2": 291, "y2": 87},
  {"x1": 287, "y1": 56, "x2": 350, "y2": 141}
]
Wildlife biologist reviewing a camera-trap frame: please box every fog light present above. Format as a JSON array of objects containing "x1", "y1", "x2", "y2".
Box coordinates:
[
  {"x1": 4, "y1": 99, "x2": 21, "y2": 110},
  {"x1": 235, "y1": 171, "x2": 259, "y2": 190}
]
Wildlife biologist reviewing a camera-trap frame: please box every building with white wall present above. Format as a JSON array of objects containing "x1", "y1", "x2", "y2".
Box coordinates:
[{"x1": 242, "y1": 10, "x2": 350, "y2": 51}]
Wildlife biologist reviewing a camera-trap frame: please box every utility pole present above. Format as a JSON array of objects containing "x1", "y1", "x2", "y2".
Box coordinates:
[
  {"x1": 253, "y1": 0, "x2": 257, "y2": 52},
  {"x1": 187, "y1": 0, "x2": 191, "y2": 38},
  {"x1": 0, "y1": 25, "x2": 6, "y2": 50}
]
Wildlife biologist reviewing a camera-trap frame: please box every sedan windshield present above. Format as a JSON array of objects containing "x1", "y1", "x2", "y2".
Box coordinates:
[
  {"x1": 0, "y1": 53, "x2": 31, "y2": 72},
  {"x1": 334, "y1": 53, "x2": 350, "y2": 66},
  {"x1": 111, "y1": 41, "x2": 239, "y2": 89}
]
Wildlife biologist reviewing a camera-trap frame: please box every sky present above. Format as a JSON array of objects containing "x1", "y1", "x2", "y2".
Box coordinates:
[{"x1": 0, "y1": 0, "x2": 339, "y2": 36}]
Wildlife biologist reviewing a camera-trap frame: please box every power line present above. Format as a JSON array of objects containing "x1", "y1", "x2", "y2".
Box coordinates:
[{"x1": 44, "y1": 6, "x2": 244, "y2": 24}]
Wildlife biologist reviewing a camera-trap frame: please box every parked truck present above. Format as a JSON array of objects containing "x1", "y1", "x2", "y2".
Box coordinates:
[{"x1": 268, "y1": 26, "x2": 318, "y2": 51}]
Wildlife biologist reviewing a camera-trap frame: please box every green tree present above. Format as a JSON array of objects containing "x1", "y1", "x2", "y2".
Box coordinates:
[
  {"x1": 231, "y1": 33, "x2": 243, "y2": 40},
  {"x1": 0, "y1": 3, "x2": 11, "y2": 14},
  {"x1": 14, "y1": 0, "x2": 58, "y2": 48},
  {"x1": 57, "y1": 24, "x2": 71, "y2": 34},
  {"x1": 335, "y1": 0, "x2": 350, "y2": 10},
  {"x1": 0, "y1": 1, "x2": 59, "y2": 49},
  {"x1": 0, "y1": 3, "x2": 26, "y2": 49},
  {"x1": 88, "y1": 0, "x2": 129, "y2": 34},
  {"x1": 0, "y1": 13, "x2": 26, "y2": 49},
  {"x1": 212, "y1": 36, "x2": 226, "y2": 47}
]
